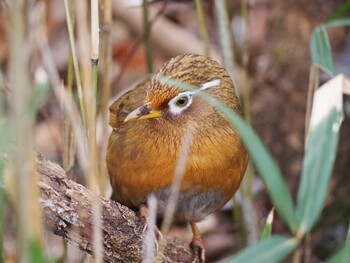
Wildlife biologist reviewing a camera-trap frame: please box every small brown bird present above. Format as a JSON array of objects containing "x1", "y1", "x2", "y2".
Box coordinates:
[{"x1": 106, "y1": 53, "x2": 248, "y2": 261}]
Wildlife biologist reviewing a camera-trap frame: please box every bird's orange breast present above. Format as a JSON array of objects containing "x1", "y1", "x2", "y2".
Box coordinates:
[{"x1": 106, "y1": 118, "x2": 248, "y2": 221}]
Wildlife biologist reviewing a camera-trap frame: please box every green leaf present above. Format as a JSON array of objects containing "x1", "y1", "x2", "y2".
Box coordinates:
[
  {"x1": 157, "y1": 76, "x2": 298, "y2": 233},
  {"x1": 347, "y1": 219, "x2": 350, "y2": 245},
  {"x1": 325, "y1": 17, "x2": 350, "y2": 28},
  {"x1": 325, "y1": 219, "x2": 350, "y2": 263},
  {"x1": 296, "y1": 109, "x2": 342, "y2": 235},
  {"x1": 328, "y1": 1, "x2": 350, "y2": 21},
  {"x1": 326, "y1": 247, "x2": 350, "y2": 263},
  {"x1": 260, "y1": 207, "x2": 275, "y2": 240},
  {"x1": 29, "y1": 240, "x2": 49, "y2": 263},
  {"x1": 310, "y1": 25, "x2": 335, "y2": 76},
  {"x1": 224, "y1": 235, "x2": 298, "y2": 263},
  {"x1": 325, "y1": 243, "x2": 350, "y2": 263}
]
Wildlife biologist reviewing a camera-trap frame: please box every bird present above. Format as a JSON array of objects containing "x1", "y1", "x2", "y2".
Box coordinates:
[{"x1": 106, "y1": 53, "x2": 248, "y2": 262}]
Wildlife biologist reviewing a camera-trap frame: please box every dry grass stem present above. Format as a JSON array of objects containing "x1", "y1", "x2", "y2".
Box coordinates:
[
  {"x1": 9, "y1": 0, "x2": 43, "y2": 260},
  {"x1": 74, "y1": 0, "x2": 103, "y2": 261},
  {"x1": 98, "y1": 0, "x2": 113, "y2": 195},
  {"x1": 158, "y1": 124, "x2": 196, "y2": 257},
  {"x1": 143, "y1": 195, "x2": 158, "y2": 263},
  {"x1": 194, "y1": 0, "x2": 211, "y2": 56},
  {"x1": 214, "y1": 0, "x2": 235, "y2": 80},
  {"x1": 64, "y1": 0, "x2": 76, "y2": 178},
  {"x1": 63, "y1": 0, "x2": 86, "y2": 126},
  {"x1": 112, "y1": 2, "x2": 221, "y2": 62},
  {"x1": 142, "y1": 0, "x2": 154, "y2": 74},
  {"x1": 38, "y1": 36, "x2": 90, "y2": 174},
  {"x1": 113, "y1": 0, "x2": 170, "y2": 87},
  {"x1": 91, "y1": 0, "x2": 99, "y2": 61}
]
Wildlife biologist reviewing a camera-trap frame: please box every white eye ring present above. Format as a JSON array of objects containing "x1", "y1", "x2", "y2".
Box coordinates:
[
  {"x1": 168, "y1": 92, "x2": 193, "y2": 115},
  {"x1": 166, "y1": 79, "x2": 221, "y2": 116}
]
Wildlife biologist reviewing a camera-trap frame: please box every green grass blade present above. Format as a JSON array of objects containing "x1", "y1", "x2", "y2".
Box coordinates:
[
  {"x1": 261, "y1": 207, "x2": 274, "y2": 240},
  {"x1": 325, "y1": 243, "x2": 350, "y2": 263},
  {"x1": 157, "y1": 76, "x2": 298, "y2": 232},
  {"x1": 310, "y1": 25, "x2": 335, "y2": 76},
  {"x1": 324, "y1": 219, "x2": 350, "y2": 263},
  {"x1": 224, "y1": 235, "x2": 298, "y2": 263},
  {"x1": 29, "y1": 240, "x2": 49, "y2": 263},
  {"x1": 296, "y1": 109, "x2": 342, "y2": 236},
  {"x1": 328, "y1": 1, "x2": 350, "y2": 21},
  {"x1": 347, "y1": 219, "x2": 350, "y2": 245},
  {"x1": 324, "y1": 17, "x2": 350, "y2": 28}
]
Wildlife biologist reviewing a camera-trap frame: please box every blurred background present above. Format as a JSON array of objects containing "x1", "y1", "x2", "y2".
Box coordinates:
[{"x1": 1, "y1": 0, "x2": 350, "y2": 262}]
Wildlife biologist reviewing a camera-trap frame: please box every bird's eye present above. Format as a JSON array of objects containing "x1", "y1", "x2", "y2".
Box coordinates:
[
  {"x1": 175, "y1": 96, "x2": 189, "y2": 108},
  {"x1": 168, "y1": 92, "x2": 193, "y2": 115}
]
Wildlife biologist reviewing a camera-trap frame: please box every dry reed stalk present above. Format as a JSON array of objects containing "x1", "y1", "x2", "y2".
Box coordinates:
[
  {"x1": 0, "y1": 84, "x2": 5, "y2": 262},
  {"x1": 90, "y1": 0, "x2": 103, "y2": 262},
  {"x1": 9, "y1": 0, "x2": 42, "y2": 260},
  {"x1": 214, "y1": 0, "x2": 235, "y2": 80},
  {"x1": 112, "y1": 2, "x2": 221, "y2": 62},
  {"x1": 142, "y1": 195, "x2": 158, "y2": 263},
  {"x1": 63, "y1": 0, "x2": 86, "y2": 127},
  {"x1": 237, "y1": 0, "x2": 261, "y2": 246},
  {"x1": 142, "y1": 0, "x2": 154, "y2": 74},
  {"x1": 64, "y1": 0, "x2": 76, "y2": 180},
  {"x1": 194, "y1": 0, "x2": 211, "y2": 56},
  {"x1": 157, "y1": 124, "x2": 196, "y2": 259},
  {"x1": 99, "y1": 0, "x2": 112, "y2": 195},
  {"x1": 36, "y1": 29, "x2": 90, "y2": 185},
  {"x1": 113, "y1": 0, "x2": 170, "y2": 88},
  {"x1": 73, "y1": 0, "x2": 103, "y2": 262}
]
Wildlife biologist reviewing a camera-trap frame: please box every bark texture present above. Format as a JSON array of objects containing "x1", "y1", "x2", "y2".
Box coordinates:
[{"x1": 37, "y1": 154, "x2": 194, "y2": 262}]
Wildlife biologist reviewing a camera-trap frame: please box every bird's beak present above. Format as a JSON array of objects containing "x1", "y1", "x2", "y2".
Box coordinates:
[{"x1": 124, "y1": 103, "x2": 162, "y2": 122}]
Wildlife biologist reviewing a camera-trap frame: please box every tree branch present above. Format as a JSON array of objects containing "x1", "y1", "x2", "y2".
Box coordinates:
[{"x1": 37, "y1": 154, "x2": 194, "y2": 262}]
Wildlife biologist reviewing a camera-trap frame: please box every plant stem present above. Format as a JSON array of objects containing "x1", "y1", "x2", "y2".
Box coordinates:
[
  {"x1": 214, "y1": 0, "x2": 235, "y2": 79},
  {"x1": 241, "y1": 0, "x2": 251, "y2": 123},
  {"x1": 239, "y1": 0, "x2": 260, "y2": 246},
  {"x1": 64, "y1": 0, "x2": 76, "y2": 180},
  {"x1": 0, "y1": 71, "x2": 5, "y2": 263},
  {"x1": 0, "y1": 159, "x2": 4, "y2": 263},
  {"x1": 305, "y1": 65, "x2": 319, "y2": 142},
  {"x1": 99, "y1": 0, "x2": 112, "y2": 194},
  {"x1": 214, "y1": 0, "x2": 259, "y2": 246},
  {"x1": 90, "y1": 1, "x2": 102, "y2": 262},
  {"x1": 64, "y1": 0, "x2": 86, "y2": 128},
  {"x1": 195, "y1": 0, "x2": 211, "y2": 56},
  {"x1": 232, "y1": 197, "x2": 246, "y2": 248},
  {"x1": 10, "y1": 0, "x2": 42, "y2": 260},
  {"x1": 143, "y1": 0, "x2": 154, "y2": 74}
]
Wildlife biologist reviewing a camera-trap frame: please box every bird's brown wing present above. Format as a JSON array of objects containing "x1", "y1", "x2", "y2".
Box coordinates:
[{"x1": 109, "y1": 79, "x2": 149, "y2": 129}]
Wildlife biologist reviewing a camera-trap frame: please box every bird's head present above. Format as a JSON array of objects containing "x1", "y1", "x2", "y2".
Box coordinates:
[{"x1": 124, "y1": 53, "x2": 240, "y2": 123}]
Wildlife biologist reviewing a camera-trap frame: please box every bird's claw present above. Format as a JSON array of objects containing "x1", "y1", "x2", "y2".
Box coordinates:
[
  {"x1": 139, "y1": 204, "x2": 162, "y2": 250},
  {"x1": 190, "y1": 239, "x2": 206, "y2": 263}
]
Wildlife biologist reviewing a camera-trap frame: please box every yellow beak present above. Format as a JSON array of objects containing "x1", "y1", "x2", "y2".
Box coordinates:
[{"x1": 124, "y1": 103, "x2": 162, "y2": 122}]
